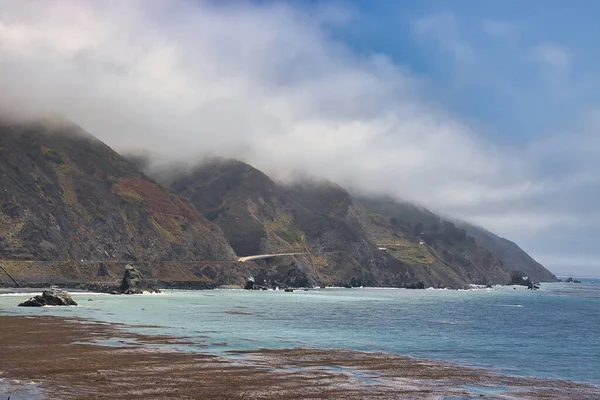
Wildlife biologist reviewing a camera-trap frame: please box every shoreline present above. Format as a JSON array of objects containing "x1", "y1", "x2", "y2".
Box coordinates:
[
  {"x1": 0, "y1": 281, "x2": 554, "y2": 294},
  {"x1": 1, "y1": 315, "x2": 598, "y2": 399}
]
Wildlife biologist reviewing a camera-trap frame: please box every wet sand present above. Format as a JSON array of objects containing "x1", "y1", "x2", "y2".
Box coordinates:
[{"x1": 0, "y1": 316, "x2": 598, "y2": 399}]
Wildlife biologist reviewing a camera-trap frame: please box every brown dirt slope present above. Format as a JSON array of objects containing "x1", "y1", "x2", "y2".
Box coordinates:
[
  {"x1": 0, "y1": 117, "x2": 236, "y2": 267},
  {"x1": 169, "y1": 159, "x2": 416, "y2": 288}
]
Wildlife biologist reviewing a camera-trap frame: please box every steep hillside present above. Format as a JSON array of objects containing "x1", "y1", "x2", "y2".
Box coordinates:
[
  {"x1": 0, "y1": 117, "x2": 552, "y2": 289},
  {"x1": 353, "y1": 197, "x2": 509, "y2": 285},
  {"x1": 0, "y1": 117, "x2": 236, "y2": 266},
  {"x1": 357, "y1": 197, "x2": 556, "y2": 283},
  {"x1": 166, "y1": 159, "x2": 521, "y2": 288},
  {"x1": 455, "y1": 222, "x2": 557, "y2": 282},
  {"x1": 169, "y1": 159, "x2": 420, "y2": 288}
]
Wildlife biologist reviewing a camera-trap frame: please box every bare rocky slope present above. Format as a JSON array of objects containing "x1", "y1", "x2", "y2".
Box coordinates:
[
  {"x1": 0, "y1": 117, "x2": 556, "y2": 289},
  {"x1": 455, "y1": 221, "x2": 557, "y2": 282},
  {"x1": 357, "y1": 197, "x2": 557, "y2": 283},
  {"x1": 0, "y1": 117, "x2": 248, "y2": 288},
  {"x1": 168, "y1": 159, "x2": 414, "y2": 288},
  {"x1": 166, "y1": 159, "x2": 555, "y2": 288}
]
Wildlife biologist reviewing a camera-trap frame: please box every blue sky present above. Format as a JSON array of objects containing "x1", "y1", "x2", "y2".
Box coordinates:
[
  {"x1": 1, "y1": 0, "x2": 599, "y2": 276},
  {"x1": 316, "y1": 0, "x2": 600, "y2": 143}
]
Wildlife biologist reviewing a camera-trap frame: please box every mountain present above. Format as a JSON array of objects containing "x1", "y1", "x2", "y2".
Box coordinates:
[
  {"x1": 455, "y1": 222, "x2": 557, "y2": 282},
  {"x1": 0, "y1": 116, "x2": 554, "y2": 289},
  {"x1": 353, "y1": 197, "x2": 511, "y2": 285},
  {"x1": 0, "y1": 117, "x2": 241, "y2": 287},
  {"x1": 357, "y1": 197, "x2": 557, "y2": 283},
  {"x1": 166, "y1": 159, "x2": 548, "y2": 288},
  {"x1": 168, "y1": 159, "x2": 414, "y2": 288}
]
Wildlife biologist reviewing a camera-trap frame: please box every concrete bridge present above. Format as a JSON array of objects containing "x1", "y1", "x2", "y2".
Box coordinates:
[{"x1": 238, "y1": 252, "x2": 310, "y2": 262}]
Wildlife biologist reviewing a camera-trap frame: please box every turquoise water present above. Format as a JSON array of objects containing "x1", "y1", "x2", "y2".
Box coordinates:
[{"x1": 1, "y1": 280, "x2": 599, "y2": 386}]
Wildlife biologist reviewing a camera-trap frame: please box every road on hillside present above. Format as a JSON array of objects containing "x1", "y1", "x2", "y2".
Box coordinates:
[{"x1": 238, "y1": 253, "x2": 310, "y2": 262}]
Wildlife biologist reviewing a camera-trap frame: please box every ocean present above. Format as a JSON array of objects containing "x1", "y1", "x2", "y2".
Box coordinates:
[{"x1": 1, "y1": 280, "x2": 599, "y2": 393}]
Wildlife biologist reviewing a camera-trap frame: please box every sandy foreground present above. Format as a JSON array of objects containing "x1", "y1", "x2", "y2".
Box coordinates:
[{"x1": 0, "y1": 316, "x2": 598, "y2": 399}]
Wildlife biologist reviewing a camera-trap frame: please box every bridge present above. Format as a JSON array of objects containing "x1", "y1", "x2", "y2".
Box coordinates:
[{"x1": 238, "y1": 252, "x2": 310, "y2": 262}]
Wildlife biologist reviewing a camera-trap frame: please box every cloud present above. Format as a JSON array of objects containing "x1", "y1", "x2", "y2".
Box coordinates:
[
  {"x1": 0, "y1": 1, "x2": 598, "y2": 272},
  {"x1": 532, "y1": 44, "x2": 571, "y2": 72},
  {"x1": 482, "y1": 19, "x2": 518, "y2": 39}
]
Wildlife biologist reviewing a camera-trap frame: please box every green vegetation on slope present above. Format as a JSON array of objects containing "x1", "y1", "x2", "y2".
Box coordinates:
[
  {"x1": 0, "y1": 117, "x2": 236, "y2": 264},
  {"x1": 0, "y1": 116, "x2": 554, "y2": 288}
]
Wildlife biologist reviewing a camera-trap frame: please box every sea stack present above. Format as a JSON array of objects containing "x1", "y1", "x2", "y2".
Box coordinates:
[{"x1": 18, "y1": 287, "x2": 78, "y2": 307}]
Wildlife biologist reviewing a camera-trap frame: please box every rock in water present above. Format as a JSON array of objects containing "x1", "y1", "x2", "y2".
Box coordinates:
[
  {"x1": 18, "y1": 288, "x2": 78, "y2": 307},
  {"x1": 120, "y1": 264, "x2": 142, "y2": 294},
  {"x1": 244, "y1": 276, "x2": 255, "y2": 290},
  {"x1": 118, "y1": 264, "x2": 160, "y2": 294}
]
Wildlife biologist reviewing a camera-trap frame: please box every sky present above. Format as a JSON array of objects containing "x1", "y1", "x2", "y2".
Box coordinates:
[{"x1": 0, "y1": 0, "x2": 599, "y2": 277}]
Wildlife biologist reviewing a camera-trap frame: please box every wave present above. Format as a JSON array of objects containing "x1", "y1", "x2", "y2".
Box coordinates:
[
  {"x1": 496, "y1": 304, "x2": 524, "y2": 308},
  {"x1": 0, "y1": 292, "x2": 40, "y2": 297}
]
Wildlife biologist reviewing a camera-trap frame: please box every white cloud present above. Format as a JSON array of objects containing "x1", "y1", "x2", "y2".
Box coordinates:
[
  {"x1": 0, "y1": 1, "x2": 512, "y2": 210},
  {"x1": 532, "y1": 44, "x2": 571, "y2": 72},
  {"x1": 0, "y1": 0, "x2": 598, "y2": 272}
]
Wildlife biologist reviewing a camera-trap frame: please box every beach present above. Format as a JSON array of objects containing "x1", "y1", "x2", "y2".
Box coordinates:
[{"x1": 1, "y1": 314, "x2": 599, "y2": 399}]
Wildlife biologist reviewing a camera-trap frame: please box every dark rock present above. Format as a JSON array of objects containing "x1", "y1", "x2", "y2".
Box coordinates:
[
  {"x1": 244, "y1": 277, "x2": 255, "y2": 290},
  {"x1": 350, "y1": 277, "x2": 363, "y2": 288},
  {"x1": 18, "y1": 297, "x2": 45, "y2": 307},
  {"x1": 573, "y1": 279, "x2": 582, "y2": 284},
  {"x1": 405, "y1": 281, "x2": 425, "y2": 289},
  {"x1": 511, "y1": 270, "x2": 535, "y2": 288},
  {"x1": 18, "y1": 288, "x2": 78, "y2": 307},
  {"x1": 120, "y1": 264, "x2": 142, "y2": 292},
  {"x1": 117, "y1": 264, "x2": 159, "y2": 294},
  {"x1": 566, "y1": 277, "x2": 574, "y2": 283},
  {"x1": 284, "y1": 288, "x2": 294, "y2": 292},
  {"x1": 123, "y1": 288, "x2": 143, "y2": 295}
]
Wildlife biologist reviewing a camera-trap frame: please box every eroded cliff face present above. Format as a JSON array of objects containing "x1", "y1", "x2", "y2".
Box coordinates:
[
  {"x1": 356, "y1": 197, "x2": 557, "y2": 284},
  {"x1": 0, "y1": 117, "x2": 555, "y2": 289},
  {"x1": 456, "y1": 221, "x2": 557, "y2": 282},
  {"x1": 167, "y1": 159, "x2": 415, "y2": 288},
  {"x1": 166, "y1": 159, "x2": 529, "y2": 288},
  {"x1": 0, "y1": 118, "x2": 236, "y2": 265}
]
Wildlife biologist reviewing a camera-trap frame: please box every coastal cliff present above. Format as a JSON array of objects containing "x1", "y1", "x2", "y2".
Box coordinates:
[{"x1": 0, "y1": 118, "x2": 556, "y2": 289}]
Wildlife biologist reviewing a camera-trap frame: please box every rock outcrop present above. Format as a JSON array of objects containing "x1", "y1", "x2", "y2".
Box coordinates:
[
  {"x1": 117, "y1": 264, "x2": 159, "y2": 294},
  {"x1": 18, "y1": 288, "x2": 78, "y2": 307},
  {"x1": 166, "y1": 158, "x2": 555, "y2": 288},
  {"x1": 244, "y1": 277, "x2": 255, "y2": 290},
  {"x1": 0, "y1": 116, "x2": 557, "y2": 290},
  {"x1": 0, "y1": 117, "x2": 236, "y2": 264}
]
